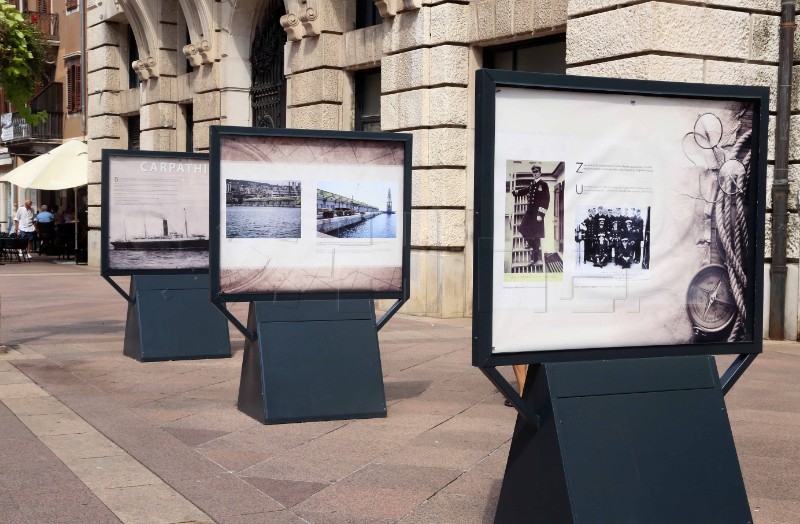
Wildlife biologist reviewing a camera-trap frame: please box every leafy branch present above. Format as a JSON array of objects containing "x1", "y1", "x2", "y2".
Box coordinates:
[{"x1": 0, "y1": 3, "x2": 47, "y2": 125}]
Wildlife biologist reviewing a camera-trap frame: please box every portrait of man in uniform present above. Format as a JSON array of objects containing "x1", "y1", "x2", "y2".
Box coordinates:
[
  {"x1": 512, "y1": 164, "x2": 551, "y2": 267},
  {"x1": 503, "y1": 160, "x2": 565, "y2": 278}
]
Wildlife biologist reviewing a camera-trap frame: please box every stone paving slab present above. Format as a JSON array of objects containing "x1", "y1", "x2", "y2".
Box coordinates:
[
  {"x1": 0, "y1": 355, "x2": 212, "y2": 523},
  {"x1": 1, "y1": 260, "x2": 800, "y2": 523},
  {"x1": 0, "y1": 401, "x2": 121, "y2": 523}
]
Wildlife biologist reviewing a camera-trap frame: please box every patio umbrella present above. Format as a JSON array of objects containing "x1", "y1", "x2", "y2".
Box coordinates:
[
  {"x1": 0, "y1": 139, "x2": 88, "y2": 189},
  {"x1": 0, "y1": 139, "x2": 89, "y2": 262}
]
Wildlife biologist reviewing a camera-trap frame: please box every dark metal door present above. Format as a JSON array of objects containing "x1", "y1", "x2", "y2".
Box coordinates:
[{"x1": 251, "y1": 0, "x2": 286, "y2": 128}]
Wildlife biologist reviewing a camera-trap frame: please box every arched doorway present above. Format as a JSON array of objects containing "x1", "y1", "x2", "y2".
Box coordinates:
[{"x1": 250, "y1": 0, "x2": 286, "y2": 128}]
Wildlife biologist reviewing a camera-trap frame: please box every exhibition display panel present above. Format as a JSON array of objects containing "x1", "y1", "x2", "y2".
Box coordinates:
[
  {"x1": 209, "y1": 127, "x2": 412, "y2": 424},
  {"x1": 101, "y1": 150, "x2": 230, "y2": 362},
  {"x1": 472, "y1": 70, "x2": 767, "y2": 523},
  {"x1": 474, "y1": 73, "x2": 766, "y2": 366}
]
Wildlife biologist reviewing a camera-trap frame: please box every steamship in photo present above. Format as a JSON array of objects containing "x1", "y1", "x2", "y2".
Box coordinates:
[
  {"x1": 111, "y1": 213, "x2": 208, "y2": 251},
  {"x1": 107, "y1": 209, "x2": 210, "y2": 271}
]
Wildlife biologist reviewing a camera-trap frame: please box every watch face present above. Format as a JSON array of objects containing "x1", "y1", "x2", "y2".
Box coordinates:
[{"x1": 686, "y1": 264, "x2": 737, "y2": 333}]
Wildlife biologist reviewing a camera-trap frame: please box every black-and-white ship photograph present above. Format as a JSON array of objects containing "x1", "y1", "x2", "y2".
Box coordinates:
[
  {"x1": 317, "y1": 181, "x2": 398, "y2": 239},
  {"x1": 106, "y1": 156, "x2": 210, "y2": 271},
  {"x1": 226, "y1": 179, "x2": 301, "y2": 238},
  {"x1": 109, "y1": 208, "x2": 209, "y2": 270}
]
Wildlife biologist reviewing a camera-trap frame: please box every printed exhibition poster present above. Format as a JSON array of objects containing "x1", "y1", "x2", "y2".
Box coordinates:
[
  {"x1": 106, "y1": 156, "x2": 209, "y2": 272},
  {"x1": 492, "y1": 87, "x2": 757, "y2": 353},
  {"x1": 218, "y1": 135, "x2": 404, "y2": 294}
]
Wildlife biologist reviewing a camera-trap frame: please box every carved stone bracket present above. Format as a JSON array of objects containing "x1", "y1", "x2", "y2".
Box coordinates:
[
  {"x1": 132, "y1": 57, "x2": 157, "y2": 81},
  {"x1": 299, "y1": 7, "x2": 320, "y2": 37},
  {"x1": 401, "y1": 0, "x2": 422, "y2": 11},
  {"x1": 374, "y1": 0, "x2": 420, "y2": 18},
  {"x1": 280, "y1": 12, "x2": 304, "y2": 42},
  {"x1": 374, "y1": 0, "x2": 397, "y2": 18},
  {"x1": 183, "y1": 40, "x2": 214, "y2": 67}
]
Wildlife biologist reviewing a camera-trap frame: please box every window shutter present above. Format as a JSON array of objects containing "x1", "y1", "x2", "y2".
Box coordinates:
[
  {"x1": 74, "y1": 64, "x2": 81, "y2": 112},
  {"x1": 66, "y1": 66, "x2": 74, "y2": 113}
]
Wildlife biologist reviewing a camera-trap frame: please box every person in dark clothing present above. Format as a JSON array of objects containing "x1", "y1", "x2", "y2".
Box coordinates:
[
  {"x1": 512, "y1": 165, "x2": 550, "y2": 267},
  {"x1": 632, "y1": 208, "x2": 644, "y2": 263}
]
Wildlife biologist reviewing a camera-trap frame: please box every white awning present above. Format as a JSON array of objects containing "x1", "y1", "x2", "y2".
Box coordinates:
[{"x1": 0, "y1": 139, "x2": 88, "y2": 189}]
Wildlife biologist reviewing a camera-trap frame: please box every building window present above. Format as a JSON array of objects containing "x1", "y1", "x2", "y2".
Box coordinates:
[
  {"x1": 484, "y1": 34, "x2": 566, "y2": 74},
  {"x1": 356, "y1": 0, "x2": 381, "y2": 29},
  {"x1": 66, "y1": 63, "x2": 81, "y2": 113},
  {"x1": 355, "y1": 69, "x2": 380, "y2": 132},
  {"x1": 127, "y1": 115, "x2": 140, "y2": 151}
]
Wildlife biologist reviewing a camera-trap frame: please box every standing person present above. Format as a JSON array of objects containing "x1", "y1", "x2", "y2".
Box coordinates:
[
  {"x1": 14, "y1": 199, "x2": 35, "y2": 259},
  {"x1": 581, "y1": 208, "x2": 595, "y2": 264},
  {"x1": 632, "y1": 208, "x2": 644, "y2": 263},
  {"x1": 10, "y1": 202, "x2": 18, "y2": 232},
  {"x1": 512, "y1": 164, "x2": 551, "y2": 268}
]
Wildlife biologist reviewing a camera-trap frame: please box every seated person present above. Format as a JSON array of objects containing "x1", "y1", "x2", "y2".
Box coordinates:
[
  {"x1": 35, "y1": 204, "x2": 54, "y2": 224},
  {"x1": 62, "y1": 206, "x2": 75, "y2": 223},
  {"x1": 615, "y1": 237, "x2": 635, "y2": 269}
]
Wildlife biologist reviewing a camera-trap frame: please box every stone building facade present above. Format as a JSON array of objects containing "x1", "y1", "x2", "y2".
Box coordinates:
[{"x1": 85, "y1": 0, "x2": 799, "y2": 335}]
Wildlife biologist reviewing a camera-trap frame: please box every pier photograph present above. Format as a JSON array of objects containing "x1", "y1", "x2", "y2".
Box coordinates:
[
  {"x1": 225, "y1": 178, "x2": 301, "y2": 238},
  {"x1": 105, "y1": 155, "x2": 210, "y2": 272},
  {"x1": 317, "y1": 181, "x2": 398, "y2": 239}
]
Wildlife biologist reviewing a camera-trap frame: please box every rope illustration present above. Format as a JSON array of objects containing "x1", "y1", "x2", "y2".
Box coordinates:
[
  {"x1": 718, "y1": 126, "x2": 751, "y2": 342},
  {"x1": 683, "y1": 110, "x2": 753, "y2": 341}
]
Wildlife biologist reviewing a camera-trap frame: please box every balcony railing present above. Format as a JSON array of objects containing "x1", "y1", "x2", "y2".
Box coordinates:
[
  {"x1": 0, "y1": 83, "x2": 63, "y2": 145},
  {"x1": 25, "y1": 11, "x2": 59, "y2": 41}
]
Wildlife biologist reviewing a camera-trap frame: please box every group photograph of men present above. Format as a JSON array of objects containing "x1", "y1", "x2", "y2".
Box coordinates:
[{"x1": 575, "y1": 206, "x2": 651, "y2": 270}]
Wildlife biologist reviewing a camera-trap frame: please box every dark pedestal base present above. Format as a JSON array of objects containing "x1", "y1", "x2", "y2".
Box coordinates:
[
  {"x1": 237, "y1": 299, "x2": 387, "y2": 424},
  {"x1": 495, "y1": 356, "x2": 752, "y2": 524},
  {"x1": 124, "y1": 274, "x2": 231, "y2": 362}
]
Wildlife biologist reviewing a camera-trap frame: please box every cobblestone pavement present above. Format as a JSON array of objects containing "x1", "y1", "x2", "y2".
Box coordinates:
[{"x1": 1, "y1": 258, "x2": 799, "y2": 523}]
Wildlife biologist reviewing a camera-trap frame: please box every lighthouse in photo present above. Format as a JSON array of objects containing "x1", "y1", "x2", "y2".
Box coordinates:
[{"x1": 386, "y1": 188, "x2": 394, "y2": 214}]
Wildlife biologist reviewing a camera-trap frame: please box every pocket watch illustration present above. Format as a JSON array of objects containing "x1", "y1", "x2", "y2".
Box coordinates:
[{"x1": 686, "y1": 264, "x2": 736, "y2": 336}]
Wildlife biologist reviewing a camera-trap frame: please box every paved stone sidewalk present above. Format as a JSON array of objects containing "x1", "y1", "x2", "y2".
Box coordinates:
[{"x1": 0, "y1": 260, "x2": 799, "y2": 523}]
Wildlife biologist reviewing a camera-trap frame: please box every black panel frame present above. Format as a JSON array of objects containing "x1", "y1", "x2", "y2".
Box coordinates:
[
  {"x1": 209, "y1": 126, "x2": 412, "y2": 305},
  {"x1": 473, "y1": 70, "x2": 768, "y2": 369},
  {"x1": 100, "y1": 149, "x2": 210, "y2": 277}
]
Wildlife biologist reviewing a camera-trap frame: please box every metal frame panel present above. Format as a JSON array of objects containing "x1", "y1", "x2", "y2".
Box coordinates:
[
  {"x1": 100, "y1": 149, "x2": 210, "y2": 277},
  {"x1": 473, "y1": 70, "x2": 768, "y2": 368},
  {"x1": 209, "y1": 126, "x2": 412, "y2": 304}
]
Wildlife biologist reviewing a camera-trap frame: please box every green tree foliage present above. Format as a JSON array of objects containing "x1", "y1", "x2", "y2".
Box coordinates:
[{"x1": 0, "y1": 3, "x2": 47, "y2": 124}]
